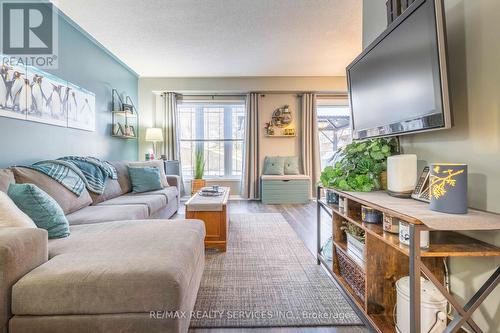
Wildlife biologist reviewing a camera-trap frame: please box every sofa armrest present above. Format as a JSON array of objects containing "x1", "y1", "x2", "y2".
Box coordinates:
[
  {"x1": 0, "y1": 228, "x2": 48, "y2": 332},
  {"x1": 167, "y1": 175, "x2": 180, "y2": 191}
]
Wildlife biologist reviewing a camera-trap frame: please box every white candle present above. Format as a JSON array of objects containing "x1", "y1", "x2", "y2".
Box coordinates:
[{"x1": 387, "y1": 154, "x2": 417, "y2": 194}]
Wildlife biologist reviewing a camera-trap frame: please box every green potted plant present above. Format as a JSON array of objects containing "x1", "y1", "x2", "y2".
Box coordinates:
[
  {"x1": 191, "y1": 151, "x2": 206, "y2": 195},
  {"x1": 320, "y1": 138, "x2": 399, "y2": 192},
  {"x1": 341, "y1": 220, "x2": 365, "y2": 265}
]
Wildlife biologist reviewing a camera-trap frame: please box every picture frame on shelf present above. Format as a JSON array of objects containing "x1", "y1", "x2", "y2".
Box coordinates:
[
  {"x1": 128, "y1": 125, "x2": 136, "y2": 137},
  {"x1": 117, "y1": 123, "x2": 125, "y2": 136},
  {"x1": 122, "y1": 103, "x2": 134, "y2": 114}
]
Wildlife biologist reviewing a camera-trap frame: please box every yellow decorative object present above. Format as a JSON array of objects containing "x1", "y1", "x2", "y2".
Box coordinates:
[
  {"x1": 430, "y1": 167, "x2": 464, "y2": 199},
  {"x1": 429, "y1": 163, "x2": 467, "y2": 214}
]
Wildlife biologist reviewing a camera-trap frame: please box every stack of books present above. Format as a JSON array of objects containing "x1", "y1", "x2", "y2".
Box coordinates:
[{"x1": 199, "y1": 186, "x2": 223, "y2": 196}]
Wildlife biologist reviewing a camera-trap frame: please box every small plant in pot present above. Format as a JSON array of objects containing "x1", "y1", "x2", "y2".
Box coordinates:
[
  {"x1": 341, "y1": 220, "x2": 366, "y2": 265},
  {"x1": 191, "y1": 151, "x2": 206, "y2": 195}
]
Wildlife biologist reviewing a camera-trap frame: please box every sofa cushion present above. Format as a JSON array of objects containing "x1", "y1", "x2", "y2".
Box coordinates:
[
  {"x1": 98, "y1": 194, "x2": 166, "y2": 215},
  {"x1": 0, "y1": 168, "x2": 15, "y2": 193},
  {"x1": 129, "y1": 186, "x2": 178, "y2": 204},
  {"x1": 89, "y1": 161, "x2": 132, "y2": 204},
  {"x1": 8, "y1": 184, "x2": 70, "y2": 239},
  {"x1": 129, "y1": 160, "x2": 169, "y2": 187},
  {"x1": 12, "y1": 167, "x2": 92, "y2": 215},
  {"x1": 88, "y1": 177, "x2": 123, "y2": 205},
  {"x1": 66, "y1": 205, "x2": 149, "y2": 226},
  {"x1": 0, "y1": 191, "x2": 36, "y2": 228},
  {"x1": 0, "y1": 228, "x2": 48, "y2": 332},
  {"x1": 12, "y1": 219, "x2": 205, "y2": 316}
]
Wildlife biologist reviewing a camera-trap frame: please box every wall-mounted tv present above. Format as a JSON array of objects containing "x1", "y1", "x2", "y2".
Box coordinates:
[{"x1": 347, "y1": 0, "x2": 451, "y2": 140}]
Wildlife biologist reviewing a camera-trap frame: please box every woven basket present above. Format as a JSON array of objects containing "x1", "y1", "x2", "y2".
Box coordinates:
[{"x1": 336, "y1": 245, "x2": 366, "y2": 302}]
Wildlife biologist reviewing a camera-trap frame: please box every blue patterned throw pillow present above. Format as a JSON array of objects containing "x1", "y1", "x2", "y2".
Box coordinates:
[{"x1": 7, "y1": 183, "x2": 70, "y2": 239}]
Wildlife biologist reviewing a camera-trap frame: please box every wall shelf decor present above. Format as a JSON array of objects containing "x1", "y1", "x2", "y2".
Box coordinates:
[
  {"x1": 0, "y1": 59, "x2": 96, "y2": 131},
  {"x1": 264, "y1": 105, "x2": 295, "y2": 137},
  {"x1": 111, "y1": 89, "x2": 138, "y2": 139}
]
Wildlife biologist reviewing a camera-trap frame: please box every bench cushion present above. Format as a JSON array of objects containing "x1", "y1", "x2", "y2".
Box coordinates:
[
  {"x1": 66, "y1": 205, "x2": 148, "y2": 226},
  {"x1": 11, "y1": 220, "x2": 205, "y2": 316},
  {"x1": 97, "y1": 194, "x2": 166, "y2": 215}
]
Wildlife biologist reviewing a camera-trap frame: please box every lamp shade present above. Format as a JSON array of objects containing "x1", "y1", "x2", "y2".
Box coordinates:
[{"x1": 145, "y1": 128, "x2": 163, "y2": 142}]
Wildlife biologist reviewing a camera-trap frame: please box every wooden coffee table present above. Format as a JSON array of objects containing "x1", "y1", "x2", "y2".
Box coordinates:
[{"x1": 185, "y1": 187, "x2": 230, "y2": 251}]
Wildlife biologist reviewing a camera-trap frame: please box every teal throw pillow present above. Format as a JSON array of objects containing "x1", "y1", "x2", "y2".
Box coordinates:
[
  {"x1": 7, "y1": 183, "x2": 70, "y2": 239},
  {"x1": 284, "y1": 156, "x2": 300, "y2": 175},
  {"x1": 263, "y1": 156, "x2": 285, "y2": 175},
  {"x1": 128, "y1": 167, "x2": 163, "y2": 193}
]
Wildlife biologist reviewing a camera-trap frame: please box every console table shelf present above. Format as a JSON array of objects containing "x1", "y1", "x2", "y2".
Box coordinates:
[{"x1": 316, "y1": 186, "x2": 500, "y2": 333}]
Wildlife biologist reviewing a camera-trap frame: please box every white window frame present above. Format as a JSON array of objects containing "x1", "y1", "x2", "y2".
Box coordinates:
[{"x1": 178, "y1": 99, "x2": 245, "y2": 180}]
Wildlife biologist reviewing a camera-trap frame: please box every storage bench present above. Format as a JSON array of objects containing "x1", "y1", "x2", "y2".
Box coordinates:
[{"x1": 261, "y1": 175, "x2": 310, "y2": 204}]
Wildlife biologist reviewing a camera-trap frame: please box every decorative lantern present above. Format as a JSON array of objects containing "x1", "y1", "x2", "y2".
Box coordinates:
[{"x1": 429, "y1": 163, "x2": 468, "y2": 214}]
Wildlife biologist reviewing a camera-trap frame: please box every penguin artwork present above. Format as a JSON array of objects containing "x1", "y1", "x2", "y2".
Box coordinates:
[
  {"x1": 0, "y1": 66, "x2": 8, "y2": 108},
  {"x1": 62, "y1": 86, "x2": 69, "y2": 117},
  {"x1": 31, "y1": 75, "x2": 46, "y2": 115},
  {"x1": 10, "y1": 71, "x2": 24, "y2": 110},
  {"x1": 80, "y1": 97, "x2": 92, "y2": 125},
  {"x1": 68, "y1": 91, "x2": 78, "y2": 121},
  {"x1": 46, "y1": 84, "x2": 63, "y2": 119},
  {"x1": 19, "y1": 79, "x2": 33, "y2": 112}
]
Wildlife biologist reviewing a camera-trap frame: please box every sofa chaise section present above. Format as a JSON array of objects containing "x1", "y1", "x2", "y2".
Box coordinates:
[
  {"x1": 9, "y1": 219, "x2": 206, "y2": 333},
  {"x1": 65, "y1": 204, "x2": 150, "y2": 225}
]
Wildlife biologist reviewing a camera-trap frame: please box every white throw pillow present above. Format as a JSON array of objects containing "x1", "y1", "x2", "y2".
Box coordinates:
[
  {"x1": 128, "y1": 160, "x2": 169, "y2": 188},
  {"x1": 0, "y1": 191, "x2": 37, "y2": 228}
]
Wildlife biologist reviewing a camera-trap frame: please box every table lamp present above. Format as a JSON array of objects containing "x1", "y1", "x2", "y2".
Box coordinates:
[{"x1": 145, "y1": 128, "x2": 163, "y2": 158}]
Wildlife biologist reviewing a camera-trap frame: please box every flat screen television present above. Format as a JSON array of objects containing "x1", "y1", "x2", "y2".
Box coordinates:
[{"x1": 347, "y1": 0, "x2": 451, "y2": 140}]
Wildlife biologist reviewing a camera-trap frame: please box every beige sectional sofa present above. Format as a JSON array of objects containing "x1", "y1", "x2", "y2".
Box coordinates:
[{"x1": 0, "y1": 161, "x2": 205, "y2": 333}]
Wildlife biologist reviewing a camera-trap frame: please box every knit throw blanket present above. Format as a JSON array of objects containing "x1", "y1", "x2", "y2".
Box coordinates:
[
  {"x1": 58, "y1": 156, "x2": 118, "y2": 195},
  {"x1": 29, "y1": 160, "x2": 87, "y2": 196}
]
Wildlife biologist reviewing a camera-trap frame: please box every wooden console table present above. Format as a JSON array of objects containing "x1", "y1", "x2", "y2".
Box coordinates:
[{"x1": 316, "y1": 186, "x2": 500, "y2": 333}]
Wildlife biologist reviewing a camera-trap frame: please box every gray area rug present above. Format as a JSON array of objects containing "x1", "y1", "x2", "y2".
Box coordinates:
[{"x1": 190, "y1": 213, "x2": 362, "y2": 328}]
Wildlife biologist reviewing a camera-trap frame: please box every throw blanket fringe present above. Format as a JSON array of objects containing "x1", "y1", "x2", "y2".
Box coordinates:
[
  {"x1": 28, "y1": 160, "x2": 87, "y2": 196},
  {"x1": 58, "y1": 156, "x2": 118, "y2": 195}
]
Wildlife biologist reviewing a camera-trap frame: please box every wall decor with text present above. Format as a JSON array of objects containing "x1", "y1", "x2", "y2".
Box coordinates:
[{"x1": 0, "y1": 57, "x2": 96, "y2": 131}]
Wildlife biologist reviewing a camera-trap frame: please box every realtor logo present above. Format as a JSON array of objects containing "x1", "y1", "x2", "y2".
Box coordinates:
[{"x1": 1, "y1": 1, "x2": 58, "y2": 68}]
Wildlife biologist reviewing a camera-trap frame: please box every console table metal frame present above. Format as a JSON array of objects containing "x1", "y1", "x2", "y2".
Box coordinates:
[{"x1": 316, "y1": 185, "x2": 500, "y2": 333}]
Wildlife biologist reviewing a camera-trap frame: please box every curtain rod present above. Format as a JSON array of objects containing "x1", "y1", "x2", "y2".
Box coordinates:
[{"x1": 160, "y1": 90, "x2": 347, "y2": 96}]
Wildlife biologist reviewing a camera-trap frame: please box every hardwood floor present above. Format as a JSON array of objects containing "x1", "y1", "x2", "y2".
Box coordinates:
[{"x1": 174, "y1": 200, "x2": 371, "y2": 333}]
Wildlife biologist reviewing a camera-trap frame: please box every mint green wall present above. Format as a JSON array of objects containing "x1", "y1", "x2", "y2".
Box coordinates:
[
  {"x1": 362, "y1": 1, "x2": 500, "y2": 330},
  {"x1": 0, "y1": 1, "x2": 138, "y2": 168}
]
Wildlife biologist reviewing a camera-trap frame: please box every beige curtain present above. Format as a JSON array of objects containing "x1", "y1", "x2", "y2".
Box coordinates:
[
  {"x1": 161, "y1": 92, "x2": 185, "y2": 195},
  {"x1": 162, "y1": 92, "x2": 178, "y2": 160},
  {"x1": 242, "y1": 93, "x2": 260, "y2": 199},
  {"x1": 301, "y1": 93, "x2": 320, "y2": 198}
]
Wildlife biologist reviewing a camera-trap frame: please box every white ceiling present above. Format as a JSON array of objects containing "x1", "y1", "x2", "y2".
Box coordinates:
[{"x1": 52, "y1": 0, "x2": 362, "y2": 77}]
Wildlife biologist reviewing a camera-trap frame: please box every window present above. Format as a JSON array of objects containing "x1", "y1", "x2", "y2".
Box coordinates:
[
  {"x1": 316, "y1": 97, "x2": 352, "y2": 169},
  {"x1": 178, "y1": 99, "x2": 245, "y2": 179}
]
